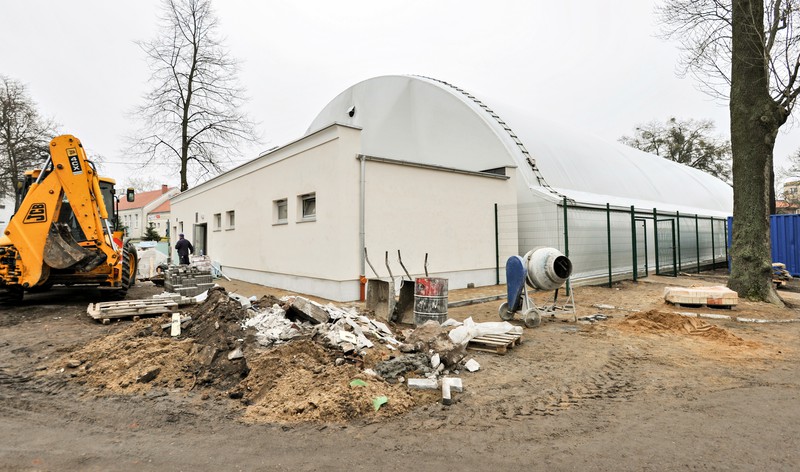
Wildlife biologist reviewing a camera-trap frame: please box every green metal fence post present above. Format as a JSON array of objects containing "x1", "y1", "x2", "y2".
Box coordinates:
[
  {"x1": 607, "y1": 203, "x2": 612, "y2": 287},
  {"x1": 676, "y1": 211, "x2": 682, "y2": 273},
  {"x1": 653, "y1": 208, "x2": 659, "y2": 275},
  {"x1": 695, "y1": 213, "x2": 700, "y2": 273},
  {"x1": 563, "y1": 197, "x2": 569, "y2": 257},
  {"x1": 711, "y1": 217, "x2": 716, "y2": 270},
  {"x1": 563, "y1": 197, "x2": 570, "y2": 295},
  {"x1": 631, "y1": 205, "x2": 638, "y2": 281},
  {"x1": 725, "y1": 217, "x2": 730, "y2": 271}
]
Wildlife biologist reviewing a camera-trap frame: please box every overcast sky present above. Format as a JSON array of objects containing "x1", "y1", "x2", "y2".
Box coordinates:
[{"x1": 2, "y1": 0, "x2": 799, "y2": 189}]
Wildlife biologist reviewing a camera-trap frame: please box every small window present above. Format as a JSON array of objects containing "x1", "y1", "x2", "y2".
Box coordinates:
[
  {"x1": 213, "y1": 213, "x2": 221, "y2": 230},
  {"x1": 300, "y1": 193, "x2": 316, "y2": 221},
  {"x1": 274, "y1": 199, "x2": 288, "y2": 224},
  {"x1": 226, "y1": 210, "x2": 235, "y2": 229}
]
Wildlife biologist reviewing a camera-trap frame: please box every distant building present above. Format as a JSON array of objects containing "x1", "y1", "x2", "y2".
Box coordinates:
[
  {"x1": 118, "y1": 185, "x2": 179, "y2": 239},
  {"x1": 781, "y1": 180, "x2": 800, "y2": 214},
  {"x1": 0, "y1": 194, "x2": 14, "y2": 231}
]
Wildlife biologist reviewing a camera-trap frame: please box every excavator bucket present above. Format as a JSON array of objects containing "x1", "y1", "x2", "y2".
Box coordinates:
[{"x1": 43, "y1": 224, "x2": 106, "y2": 271}]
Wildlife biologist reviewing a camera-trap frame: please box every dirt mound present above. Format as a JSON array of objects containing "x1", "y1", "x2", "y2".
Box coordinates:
[
  {"x1": 46, "y1": 286, "x2": 433, "y2": 423},
  {"x1": 620, "y1": 310, "x2": 749, "y2": 346},
  {"x1": 52, "y1": 317, "x2": 198, "y2": 394},
  {"x1": 238, "y1": 340, "x2": 425, "y2": 424}
]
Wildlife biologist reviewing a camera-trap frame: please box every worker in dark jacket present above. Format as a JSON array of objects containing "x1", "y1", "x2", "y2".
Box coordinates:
[{"x1": 175, "y1": 233, "x2": 194, "y2": 265}]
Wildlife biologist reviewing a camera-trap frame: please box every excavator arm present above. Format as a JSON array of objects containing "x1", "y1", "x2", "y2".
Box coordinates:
[{"x1": 1, "y1": 135, "x2": 120, "y2": 288}]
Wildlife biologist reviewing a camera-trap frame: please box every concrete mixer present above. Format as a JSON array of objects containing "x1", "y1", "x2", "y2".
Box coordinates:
[{"x1": 499, "y1": 247, "x2": 573, "y2": 327}]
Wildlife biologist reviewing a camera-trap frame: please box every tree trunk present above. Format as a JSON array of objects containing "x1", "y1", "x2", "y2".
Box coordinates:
[{"x1": 728, "y1": 0, "x2": 782, "y2": 304}]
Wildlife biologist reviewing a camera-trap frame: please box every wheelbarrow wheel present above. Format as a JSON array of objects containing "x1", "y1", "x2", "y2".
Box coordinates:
[
  {"x1": 498, "y1": 302, "x2": 514, "y2": 321},
  {"x1": 523, "y1": 306, "x2": 542, "y2": 328}
]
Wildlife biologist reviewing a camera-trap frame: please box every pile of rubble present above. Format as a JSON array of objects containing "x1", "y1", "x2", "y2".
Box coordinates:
[{"x1": 55, "y1": 286, "x2": 520, "y2": 423}]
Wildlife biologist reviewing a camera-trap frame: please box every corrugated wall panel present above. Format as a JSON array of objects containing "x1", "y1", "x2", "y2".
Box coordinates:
[
  {"x1": 727, "y1": 214, "x2": 800, "y2": 276},
  {"x1": 771, "y1": 215, "x2": 800, "y2": 276}
]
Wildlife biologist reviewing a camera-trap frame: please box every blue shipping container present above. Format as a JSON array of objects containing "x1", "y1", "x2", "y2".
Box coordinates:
[{"x1": 727, "y1": 214, "x2": 800, "y2": 277}]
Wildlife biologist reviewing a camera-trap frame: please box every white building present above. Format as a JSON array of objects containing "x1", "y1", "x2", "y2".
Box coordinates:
[
  {"x1": 171, "y1": 75, "x2": 733, "y2": 301},
  {"x1": 0, "y1": 194, "x2": 14, "y2": 231},
  {"x1": 118, "y1": 185, "x2": 179, "y2": 240}
]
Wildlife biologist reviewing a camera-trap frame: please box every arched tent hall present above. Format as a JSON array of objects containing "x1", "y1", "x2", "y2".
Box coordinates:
[
  {"x1": 308, "y1": 75, "x2": 732, "y2": 284},
  {"x1": 170, "y1": 75, "x2": 732, "y2": 301}
]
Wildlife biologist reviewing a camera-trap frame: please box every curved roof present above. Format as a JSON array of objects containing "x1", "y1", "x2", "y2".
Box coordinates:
[{"x1": 307, "y1": 75, "x2": 732, "y2": 215}]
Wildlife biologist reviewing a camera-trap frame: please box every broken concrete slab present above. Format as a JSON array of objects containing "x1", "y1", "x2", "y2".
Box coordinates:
[
  {"x1": 464, "y1": 359, "x2": 480, "y2": 372},
  {"x1": 227, "y1": 347, "x2": 244, "y2": 360},
  {"x1": 228, "y1": 293, "x2": 252, "y2": 309},
  {"x1": 286, "y1": 297, "x2": 330, "y2": 325}
]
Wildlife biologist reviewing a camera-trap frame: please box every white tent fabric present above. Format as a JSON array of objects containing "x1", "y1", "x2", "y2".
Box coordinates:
[{"x1": 307, "y1": 75, "x2": 732, "y2": 216}]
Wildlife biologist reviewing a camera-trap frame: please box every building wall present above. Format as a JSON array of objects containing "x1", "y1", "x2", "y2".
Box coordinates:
[
  {"x1": 171, "y1": 124, "x2": 519, "y2": 301},
  {"x1": 147, "y1": 212, "x2": 171, "y2": 238},
  {"x1": 362, "y1": 158, "x2": 518, "y2": 290},
  {"x1": 171, "y1": 125, "x2": 363, "y2": 300}
]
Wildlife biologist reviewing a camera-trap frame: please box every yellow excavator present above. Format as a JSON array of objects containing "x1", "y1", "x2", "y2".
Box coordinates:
[{"x1": 0, "y1": 134, "x2": 137, "y2": 302}]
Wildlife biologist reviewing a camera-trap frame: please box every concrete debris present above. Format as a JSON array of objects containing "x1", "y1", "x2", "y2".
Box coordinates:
[
  {"x1": 430, "y1": 353, "x2": 441, "y2": 370},
  {"x1": 374, "y1": 353, "x2": 430, "y2": 379},
  {"x1": 227, "y1": 347, "x2": 244, "y2": 360},
  {"x1": 407, "y1": 378, "x2": 438, "y2": 390},
  {"x1": 578, "y1": 314, "x2": 609, "y2": 323},
  {"x1": 441, "y1": 318, "x2": 463, "y2": 327},
  {"x1": 243, "y1": 305, "x2": 309, "y2": 347},
  {"x1": 464, "y1": 359, "x2": 480, "y2": 372},
  {"x1": 170, "y1": 313, "x2": 182, "y2": 337},
  {"x1": 406, "y1": 322, "x2": 465, "y2": 367},
  {"x1": 363, "y1": 368, "x2": 378, "y2": 377},
  {"x1": 66, "y1": 359, "x2": 82, "y2": 368},
  {"x1": 228, "y1": 293, "x2": 252, "y2": 309},
  {"x1": 286, "y1": 296, "x2": 330, "y2": 324},
  {"x1": 441, "y1": 377, "x2": 463, "y2": 405},
  {"x1": 594, "y1": 304, "x2": 616, "y2": 310}
]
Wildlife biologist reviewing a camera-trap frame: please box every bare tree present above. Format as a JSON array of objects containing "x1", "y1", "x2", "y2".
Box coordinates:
[
  {"x1": 659, "y1": 0, "x2": 800, "y2": 303},
  {"x1": 0, "y1": 76, "x2": 56, "y2": 199},
  {"x1": 130, "y1": 0, "x2": 258, "y2": 192},
  {"x1": 620, "y1": 117, "x2": 732, "y2": 183}
]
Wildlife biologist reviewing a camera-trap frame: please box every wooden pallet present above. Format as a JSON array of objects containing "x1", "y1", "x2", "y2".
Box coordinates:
[
  {"x1": 467, "y1": 332, "x2": 523, "y2": 355},
  {"x1": 87, "y1": 299, "x2": 179, "y2": 323}
]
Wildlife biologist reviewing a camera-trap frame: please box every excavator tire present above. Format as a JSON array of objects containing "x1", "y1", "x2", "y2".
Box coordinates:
[
  {"x1": 1, "y1": 285, "x2": 24, "y2": 303},
  {"x1": 125, "y1": 242, "x2": 138, "y2": 288},
  {"x1": 104, "y1": 243, "x2": 137, "y2": 300}
]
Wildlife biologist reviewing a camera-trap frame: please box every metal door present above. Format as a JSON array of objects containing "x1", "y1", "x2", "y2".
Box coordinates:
[
  {"x1": 193, "y1": 223, "x2": 207, "y2": 257},
  {"x1": 655, "y1": 219, "x2": 677, "y2": 276},
  {"x1": 635, "y1": 218, "x2": 649, "y2": 278}
]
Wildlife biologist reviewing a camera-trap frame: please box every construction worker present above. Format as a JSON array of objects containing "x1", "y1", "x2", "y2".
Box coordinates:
[{"x1": 175, "y1": 233, "x2": 194, "y2": 265}]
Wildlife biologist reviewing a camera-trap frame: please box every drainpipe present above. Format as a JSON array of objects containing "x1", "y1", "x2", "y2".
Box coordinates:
[{"x1": 359, "y1": 154, "x2": 367, "y2": 300}]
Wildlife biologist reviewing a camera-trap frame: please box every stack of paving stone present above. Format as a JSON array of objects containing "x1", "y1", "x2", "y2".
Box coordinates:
[{"x1": 164, "y1": 265, "x2": 215, "y2": 297}]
